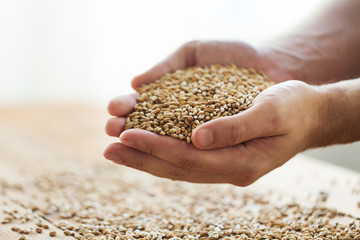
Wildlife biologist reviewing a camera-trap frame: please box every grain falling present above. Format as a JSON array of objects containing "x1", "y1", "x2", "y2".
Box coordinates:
[{"x1": 125, "y1": 64, "x2": 273, "y2": 142}]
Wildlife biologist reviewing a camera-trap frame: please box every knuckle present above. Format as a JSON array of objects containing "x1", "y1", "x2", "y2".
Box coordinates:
[
  {"x1": 174, "y1": 156, "x2": 195, "y2": 169},
  {"x1": 267, "y1": 105, "x2": 287, "y2": 133},
  {"x1": 137, "y1": 159, "x2": 144, "y2": 171},
  {"x1": 231, "y1": 173, "x2": 257, "y2": 187},
  {"x1": 141, "y1": 145, "x2": 156, "y2": 159},
  {"x1": 161, "y1": 60, "x2": 175, "y2": 74},
  {"x1": 131, "y1": 158, "x2": 144, "y2": 172},
  {"x1": 229, "y1": 117, "x2": 243, "y2": 144},
  {"x1": 259, "y1": 100, "x2": 277, "y2": 113},
  {"x1": 168, "y1": 167, "x2": 186, "y2": 181},
  {"x1": 182, "y1": 40, "x2": 200, "y2": 50},
  {"x1": 258, "y1": 101, "x2": 285, "y2": 132},
  {"x1": 270, "y1": 113, "x2": 283, "y2": 132},
  {"x1": 181, "y1": 40, "x2": 201, "y2": 66}
]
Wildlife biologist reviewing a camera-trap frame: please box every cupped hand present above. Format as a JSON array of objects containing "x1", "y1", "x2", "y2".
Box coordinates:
[
  {"x1": 104, "y1": 80, "x2": 324, "y2": 186},
  {"x1": 106, "y1": 40, "x2": 292, "y2": 138},
  {"x1": 131, "y1": 40, "x2": 292, "y2": 89}
]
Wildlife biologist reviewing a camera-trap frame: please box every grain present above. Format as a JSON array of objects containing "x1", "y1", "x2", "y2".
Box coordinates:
[
  {"x1": 49, "y1": 231, "x2": 56, "y2": 237},
  {"x1": 18, "y1": 228, "x2": 30, "y2": 234},
  {"x1": 11, "y1": 227, "x2": 19, "y2": 232},
  {"x1": 125, "y1": 64, "x2": 273, "y2": 142},
  {"x1": 1, "y1": 166, "x2": 359, "y2": 239}
]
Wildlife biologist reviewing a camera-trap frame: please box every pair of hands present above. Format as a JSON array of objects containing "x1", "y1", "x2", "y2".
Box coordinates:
[{"x1": 104, "y1": 41, "x2": 324, "y2": 186}]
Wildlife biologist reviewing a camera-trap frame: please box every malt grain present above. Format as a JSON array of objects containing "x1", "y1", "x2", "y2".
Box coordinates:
[{"x1": 125, "y1": 64, "x2": 273, "y2": 142}]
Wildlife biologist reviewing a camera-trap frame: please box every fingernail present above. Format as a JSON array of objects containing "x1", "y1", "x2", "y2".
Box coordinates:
[{"x1": 196, "y1": 128, "x2": 214, "y2": 147}]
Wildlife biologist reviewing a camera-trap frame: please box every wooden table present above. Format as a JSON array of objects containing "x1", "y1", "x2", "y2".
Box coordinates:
[{"x1": 0, "y1": 104, "x2": 359, "y2": 239}]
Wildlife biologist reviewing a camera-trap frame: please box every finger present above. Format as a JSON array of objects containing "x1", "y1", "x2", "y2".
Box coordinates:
[
  {"x1": 107, "y1": 93, "x2": 139, "y2": 117},
  {"x1": 119, "y1": 129, "x2": 246, "y2": 173},
  {"x1": 103, "y1": 142, "x2": 227, "y2": 184},
  {"x1": 191, "y1": 102, "x2": 288, "y2": 149},
  {"x1": 105, "y1": 117, "x2": 126, "y2": 137},
  {"x1": 131, "y1": 41, "x2": 199, "y2": 89}
]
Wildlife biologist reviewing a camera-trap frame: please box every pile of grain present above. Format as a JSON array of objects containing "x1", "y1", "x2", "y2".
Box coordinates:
[{"x1": 125, "y1": 64, "x2": 273, "y2": 143}]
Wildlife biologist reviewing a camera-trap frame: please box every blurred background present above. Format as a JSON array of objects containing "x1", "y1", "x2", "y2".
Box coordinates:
[{"x1": 0, "y1": 0, "x2": 359, "y2": 170}]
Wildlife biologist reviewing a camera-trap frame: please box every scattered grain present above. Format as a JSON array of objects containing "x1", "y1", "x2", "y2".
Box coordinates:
[{"x1": 1, "y1": 165, "x2": 359, "y2": 239}]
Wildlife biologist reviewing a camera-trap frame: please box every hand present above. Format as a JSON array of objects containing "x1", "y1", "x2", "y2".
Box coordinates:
[
  {"x1": 105, "y1": 40, "x2": 293, "y2": 142},
  {"x1": 131, "y1": 40, "x2": 293, "y2": 89},
  {"x1": 104, "y1": 80, "x2": 324, "y2": 186}
]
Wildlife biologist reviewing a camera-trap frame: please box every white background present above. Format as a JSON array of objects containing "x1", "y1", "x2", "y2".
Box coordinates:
[
  {"x1": 0, "y1": 0, "x2": 326, "y2": 105},
  {"x1": 1, "y1": 0, "x2": 359, "y2": 170}
]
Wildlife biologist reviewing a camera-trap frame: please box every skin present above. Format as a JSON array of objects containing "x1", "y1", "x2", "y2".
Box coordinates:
[
  {"x1": 104, "y1": 0, "x2": 360, "y2": 186},
  {"x1": 263, "y1": 0, "x2": 360, "y2": 83}
]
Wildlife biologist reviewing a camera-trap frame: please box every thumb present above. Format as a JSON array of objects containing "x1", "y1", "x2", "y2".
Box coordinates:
[{"x1": 191, "y1": 103, "x2": 284, "y2": 149}]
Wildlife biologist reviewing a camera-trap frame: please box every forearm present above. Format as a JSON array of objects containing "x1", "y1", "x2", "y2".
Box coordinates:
[
  {"x1": 312, "y1": 78, "x2": 360, "y2": 148},
  {"x1": 262, "y1": 0, "x2": 360, "y2": 84}
]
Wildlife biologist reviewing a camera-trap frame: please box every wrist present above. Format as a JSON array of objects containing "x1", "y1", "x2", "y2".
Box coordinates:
[
  {"x1": 295, "y1": 83, "x2": 329, "y2": 151},
  {"x1": 311, "y1": 82, "x2": 354, "y2": 148}
]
